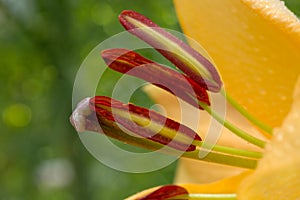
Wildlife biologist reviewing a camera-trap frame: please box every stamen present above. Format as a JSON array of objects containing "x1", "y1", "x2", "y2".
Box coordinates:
[
  {"x1": 101, "y1": 48, "x2": 210, "y2": 109},
  {"x1": 119, "y1": 10, "x2": 222, "y2": 92},
  {"x1": 90, "y1": 96, "x2": 201, "y2": 152}
]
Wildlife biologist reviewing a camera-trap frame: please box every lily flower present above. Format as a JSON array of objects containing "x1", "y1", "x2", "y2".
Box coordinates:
[
  {"x1": 71, "y1": 6, "x2": 266, "y2": 170},
  {"x1": 70, "y1": 0, "x2": 300, "y2": 199}
]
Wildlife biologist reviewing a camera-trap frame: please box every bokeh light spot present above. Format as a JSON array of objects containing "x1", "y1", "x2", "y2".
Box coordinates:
[
  {"x1": 35, "y1": 158, "x2": 75, "y2": 190},
  {"x1": 91, "y1": 3, "x2": 114, "y2": 26},
  {"x1": 2, "y1": 103, "x2": 32, "y2": 127}
]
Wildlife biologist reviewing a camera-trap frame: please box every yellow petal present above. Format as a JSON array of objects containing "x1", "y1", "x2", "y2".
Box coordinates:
[
  {"x1": 173, "y1": 0, "x2": 300, "y2": 127},
  {"x1": 237, "y1": 77, "x2": 300, "y2": 199},
  {"x1": 126, "y1": 172, "x2": 251, "y2": 199},
  {"x1": 181, "y1": 171, "x2": 251, "y2": 194}
]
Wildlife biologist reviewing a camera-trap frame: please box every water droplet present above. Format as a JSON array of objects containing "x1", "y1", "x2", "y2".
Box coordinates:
[
  {"x1": 280, "y1": 95, "x2": 287, "y2": 101},
  {"x1": 276, "y1": 132, "x2": 283, "y2": 142},
  {"x1": 91, "y1": 3, "x2": 114, "y2": 26},
  {"x1": 267, "y1": 69, "x2": 274, "y2": 74},
  {"x1": 286, "y1": 124, "x2": 295, "y2": 133},
  {"x1": 259, "y1": 89, "x2": 267, "y2": 95}
]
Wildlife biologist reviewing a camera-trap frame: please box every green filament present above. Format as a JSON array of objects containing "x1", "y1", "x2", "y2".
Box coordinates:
[
  {"x1": 193, "y1": 141, "x2": 263, "y2": 159},
  {"x1": 221, "y1": 89, "x2": 273, "y2": 135},
  {"x1": 198, "y1": 102, "x2": 266, "y2": 148},
  {"x1": 183, "y1": 149, "x2": 257, "y2": 169}
]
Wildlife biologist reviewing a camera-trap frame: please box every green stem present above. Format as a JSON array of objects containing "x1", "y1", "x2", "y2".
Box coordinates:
[
  {"x1": 199, "y1": 102, "x2": 266, "y2": 148},
  {"x1": 183, "y1": 149, "x2": 257, "y2": 169},
  {"x1": 221, "y1": 89, "x2": 273, "y2": 135},
  {"x1": 193, "y1": 141, "x2": 263, "y2": 159}
]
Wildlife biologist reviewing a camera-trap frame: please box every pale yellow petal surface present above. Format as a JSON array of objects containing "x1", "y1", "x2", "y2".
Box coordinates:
[
  {"x1": 238, "y1": 77, "x2": 300, "y2": 199},
  {"x1": 173, "y1": 0, "x2": 300, "y2": 127}
]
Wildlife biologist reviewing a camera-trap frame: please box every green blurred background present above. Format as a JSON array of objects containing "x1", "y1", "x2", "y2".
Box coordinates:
[{"x1": 0, "y1": 0, "x2": 299, "y2": 199}]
